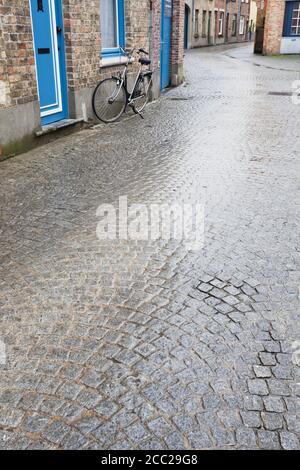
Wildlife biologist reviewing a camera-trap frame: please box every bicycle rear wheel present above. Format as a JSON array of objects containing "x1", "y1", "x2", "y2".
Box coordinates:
[
  {"x1": 132, "y1": 74, "x2": 152, "y2": 114},
  {"x1": 92, "y1": 78, "x2": 127, "y2": 123}
]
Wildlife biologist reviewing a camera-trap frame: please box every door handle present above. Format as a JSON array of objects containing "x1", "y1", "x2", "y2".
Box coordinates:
[{"x1": 57, "y1": 26, "x2": 62, "y2": 33}]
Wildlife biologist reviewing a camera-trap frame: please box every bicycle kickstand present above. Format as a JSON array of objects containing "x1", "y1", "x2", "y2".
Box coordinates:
[{"x1": 132, "y1": 105, "x2": 144, "y2": 119}]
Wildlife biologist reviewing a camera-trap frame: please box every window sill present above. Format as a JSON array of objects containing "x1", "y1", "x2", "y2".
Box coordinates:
[{"x1": 100, "y1": 56, "x2": 134, "y2": 68}]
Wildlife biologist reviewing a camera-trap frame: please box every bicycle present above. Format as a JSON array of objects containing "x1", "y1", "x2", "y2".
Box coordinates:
[{"x1": 92, "y1": 47, "x2": 153, "y2": 123}]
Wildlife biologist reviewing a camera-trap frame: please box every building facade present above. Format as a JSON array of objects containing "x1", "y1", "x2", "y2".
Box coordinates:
[
  {"x1": 255, "y1": 0, "x2": 300, "y2": 54},
  {"x1": 183, "y1": 0, "x2": 251, "y2": 48},
  {"x1": 0, "y1": 1, "x2": 185, "y2": 158}
]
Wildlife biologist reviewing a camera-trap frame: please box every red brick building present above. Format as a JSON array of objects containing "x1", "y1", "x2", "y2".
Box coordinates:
[
  {"x1": 0, "y1": 1, "x2": 185, "y2": 158},
  {"x1": 255, "y1": 0, "x2": 300, "y2": 55}
]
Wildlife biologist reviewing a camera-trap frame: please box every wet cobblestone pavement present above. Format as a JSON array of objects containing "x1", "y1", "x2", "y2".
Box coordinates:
[{"x1": 0, "y1": 45, "x2": 300, "y2": 450}]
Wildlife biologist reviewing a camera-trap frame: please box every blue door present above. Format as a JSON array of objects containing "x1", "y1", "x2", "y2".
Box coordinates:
[
  {"x1": 160, "y1": 0, "x2": 172, "y2": 90},
  {"x1": 184, "y1": 5, "x2": 189, "y2": 49},
  {"x1": 29, "y1": 0, "x2": 68, "y2": 125}
]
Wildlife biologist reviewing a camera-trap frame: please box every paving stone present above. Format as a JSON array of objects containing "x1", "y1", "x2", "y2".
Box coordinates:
[
  {"x1": 280, "y1": 432, "x2": 300, "y2": 450},
  {"x1": 42, "y1": 421, "x2": 71, "y2": 445},
  {"x1": 257, "y1": 431, "x2": 281, "y2": 450},
  {"x1": 253, "y1": 365, "x2": 272, "y2": 378},
  {"x1": 125, "y1": 422, "x2": 150, "y2": 444},
  {"x1": 75, "y1": 416, "x2": 103, "y2": 434},
  {"x1": 95, "y1": 400, "x2": 119, "y2": 418},
  {"x1": 247, "y1": 379, "x2": 269, "y2": 396},
  {"x1": 212, "y1": 427, "x2": 236, "y2": 447},
  {"x1": 261, "y1": 412, "x2": 283, "y2": 431},
  {"x1": 224, "y1": 286, "x2": 240, "y2": 296},
  {"x1": 267, "y1": 380, "x2": 291, "y2": 397},
  {"x1": 241, "y1": 411, "x2": 261, "y2": 428},
  {"x1": 272, "y1": 365, "x2": 293, "y2": 380},
  {"x1": 197, "y1": 283, "x2": 213, "y2": 293},
  {"x1": 215, "y1": 302, "x2": 234, "y2": 315},
  {"x1": 259, "y1": 352, "x2": 277, "y2": 366},
  {"x1": 148, "y1": 417, "x2": 175, "y2": 438},
  {"x1": 164, "y1": 432, "x2": 186, "y2": 450},
  {"x1": 263, "y1": 341, "x2": 281, "y2": 353},
  {"x1": 236, "y1": 427, "x2": 257, "y2": 448},
  {"x1": 188, "y1": 430, "x2": 213, "y2": 449},
  {"x1": 224, "y1": 295, "x2": 239, "y2": 306},
  {"x1": 263, "y1": 396, "x2": 285, "y2": 413},
  {"x1": 202, "y1": 393, "x2": 221, "y2": 410},
  {"x1": 61, "y1": 430, "x2": 88, "y2": 450},
  {"x1": 21, "y1": 413, "x2": 48, "y2": 433}
]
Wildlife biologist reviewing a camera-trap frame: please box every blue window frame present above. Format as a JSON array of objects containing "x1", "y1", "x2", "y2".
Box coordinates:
[
  {"x1": 100, "y1": 0, "x2": 125, "y2": 57},
  {"x1": 283, "y1": 1, "x2": 300, "y2": 37}
]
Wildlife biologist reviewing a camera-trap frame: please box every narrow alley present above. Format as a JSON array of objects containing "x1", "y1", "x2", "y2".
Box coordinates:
[{"x1": 0, "y1": 45, "x2": 299, "y2": 450}]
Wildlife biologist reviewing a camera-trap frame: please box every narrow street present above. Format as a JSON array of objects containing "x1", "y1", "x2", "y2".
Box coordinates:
[{"x1": 0, "y1": 44, "x2": 299, "y2": 450}]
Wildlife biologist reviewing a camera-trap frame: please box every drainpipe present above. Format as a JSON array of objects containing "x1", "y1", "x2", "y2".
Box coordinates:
[
  {"x1": 192, "y1": 0, "x2": 195, "y2": 46},
  {"x1": 225, "y1": 0, "x2": 228, "y2": 43},
  {"x1": 149, "y1": 0, "x2": 154, "y2": 71}
]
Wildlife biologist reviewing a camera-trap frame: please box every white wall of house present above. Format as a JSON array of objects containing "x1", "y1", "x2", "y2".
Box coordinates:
[{"x1": 280, "y1": 37, "x2": 300, "y2": 54}]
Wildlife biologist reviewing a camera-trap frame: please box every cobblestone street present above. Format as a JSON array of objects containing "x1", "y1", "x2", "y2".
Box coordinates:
[{"x1": 0, "y1": 44, "x2": 299, "y2": 450}]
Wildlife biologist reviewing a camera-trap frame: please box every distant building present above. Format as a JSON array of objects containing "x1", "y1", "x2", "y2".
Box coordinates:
[
  {"x1": 255, "y1": 0, "x2": 300, "y2": 55},
  {"x1": 183, "y1": 1, "x2": 251, "y2": 49},
  {"x1": 249, "y1": 0, "x2": 258, "y2": 39}
]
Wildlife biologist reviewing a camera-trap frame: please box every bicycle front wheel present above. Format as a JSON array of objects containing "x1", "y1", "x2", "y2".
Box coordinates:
[{"x1": 92, "y1": 78, "x2": 127, "y2": 123}]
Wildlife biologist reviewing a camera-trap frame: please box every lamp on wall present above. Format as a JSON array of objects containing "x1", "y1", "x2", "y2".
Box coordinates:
[{"x1": 37, "y1": 0, "x2": 44, "y2": 12}]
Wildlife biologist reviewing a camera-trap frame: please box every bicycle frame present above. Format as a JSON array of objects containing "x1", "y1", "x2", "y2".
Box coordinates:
[{"x1": 111, "y1": 50, "x2": 152, "y2": 107}]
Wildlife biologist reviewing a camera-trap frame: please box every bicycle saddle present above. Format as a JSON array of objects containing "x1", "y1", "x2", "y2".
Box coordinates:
[{"x1": 139, "y1": 58, "x2": 151, "y2": 66}]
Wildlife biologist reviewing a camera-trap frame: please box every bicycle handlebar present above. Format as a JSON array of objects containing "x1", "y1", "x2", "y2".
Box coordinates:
[{"x1": 120, "y1": 46, "x2": 149, "y2": 57}]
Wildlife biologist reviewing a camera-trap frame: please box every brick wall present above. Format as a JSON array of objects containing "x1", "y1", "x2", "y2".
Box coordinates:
[
  {"x1": 126, "y1": 0, "x2": 150, "y2": 50},
  {"x1": 173, "y1": 0, "x2": 185, "y2": 64},
  {"x1": 263, "y1": 0, "x2": 285, "y2": 54},
  {"x1": 62, "y1": 0, "x2": 101, "y2": 91},
  {"x1": 151, "y1": 0, "x2": 162, "y2": 70},
  {"x1": 255, "y1": 0, "x2": 267, "y2": 28},
  {"x1": 0, "y1": 0, "x2": 37, "y2": 110}
]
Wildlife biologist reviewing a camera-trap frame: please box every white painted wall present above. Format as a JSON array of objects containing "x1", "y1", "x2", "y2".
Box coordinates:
[{"x1": 280, "y1": 37, "x2": 300, "y2": 54}]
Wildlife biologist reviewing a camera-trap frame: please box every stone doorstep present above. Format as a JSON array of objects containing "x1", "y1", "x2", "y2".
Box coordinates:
[{"x1": 35, "y1": 118, "x2": 85, "y2": 137}]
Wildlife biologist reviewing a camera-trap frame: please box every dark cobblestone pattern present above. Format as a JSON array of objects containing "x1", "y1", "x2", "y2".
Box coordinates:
[{"x1": 0, "y1": 45, "x2": 299, "y2": 449}]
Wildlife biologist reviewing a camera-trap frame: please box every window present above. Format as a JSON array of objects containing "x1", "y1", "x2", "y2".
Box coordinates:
[
  {"x1": 202, "y1": 10, "x2": 207, "y2": 37},
  {"x1": 100, "y1": 0, "x2": 125, "y2": 56},
  {"x1": 218, "y1": 12, "x2": 224, "y2": 36},
  {"x1": 283, "y1": 1, "x2": 300, "y2": 36},
  {"x1": 239, "y1": 16, "x2": 245, "y2": 35},
  {"x1": 232, "y1": 14, "x2": 237, "y2": 36},
  {"x1": 195, "y1": 9, "x2": 199, "y2": 36},
  {"x1": 291, "y1": 1, "x2": 300, "y2": 35}
]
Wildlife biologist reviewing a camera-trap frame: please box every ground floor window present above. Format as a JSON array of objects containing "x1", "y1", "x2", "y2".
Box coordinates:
[
  {"x1": 100, "y1": 0, "x2": 125, "y2": 56},
  {"x1": 284, "y1": 1, "x2": 300, "y2": 36},
  {"x1": 202, "y1": 10, "x2": 207, "y2": 37},
  {"x1": 232, "y1": 14, "x2": 237, "y2": 36},
  {"x1": 239, "y1": 15, "x2": 245, "y2": 35},
  {"x1": 195, "y1": 9, "x2": 199, "y2": 36},
  {"x1": 218, "y1": 12, "x2": 224, "y2": 36}
]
